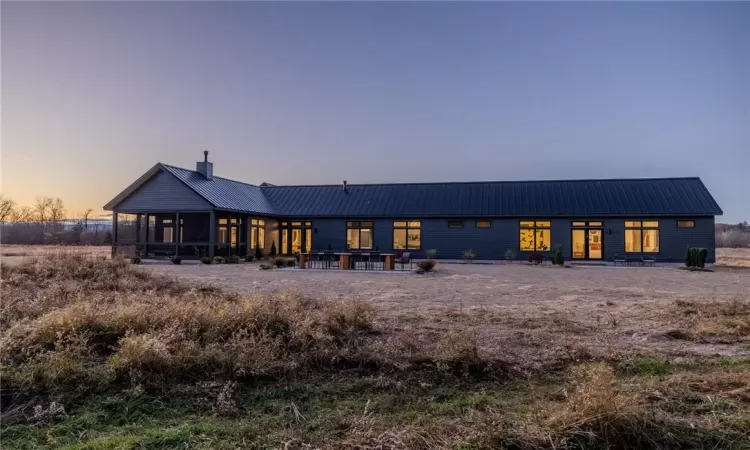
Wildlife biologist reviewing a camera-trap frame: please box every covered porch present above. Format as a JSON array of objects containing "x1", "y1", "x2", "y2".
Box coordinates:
[{"x1": 111, "y1": 210, "x2": 268, "y2": 259}]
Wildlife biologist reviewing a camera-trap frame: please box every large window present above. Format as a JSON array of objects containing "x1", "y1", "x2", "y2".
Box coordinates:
[
  {"x1": 393, "y1": 221, "x2": 421, "y2": 250},
  {"x1": 346, "y1": 221, "x2": 373, "y2": 250},
  {"x1": 115, "y1": 214, "x2": 138, "y2": 242},
  {"x1": 520, "y1": 220, "x2": 551, "y2": 251},
  {"x1": 250, "y1": 219, "x2": 265, "y2": 249},
  {"x1": 163, "y1": 219, "x2": 174, "y2": 243},
  {"x1": 625, "y1": 220, "x2": 659, "y2": 252},
  {"x1": 218, "y1": 218, "x2": 228, "y2": 244}
]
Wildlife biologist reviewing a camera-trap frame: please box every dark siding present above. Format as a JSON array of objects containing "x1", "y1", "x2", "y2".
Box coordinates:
[
  {"x1": 115, "y1": 171, "x2": 212, "y2": 212},
  {"x1": 308, "y1": 216, "x2": 717, "y2": 262}
]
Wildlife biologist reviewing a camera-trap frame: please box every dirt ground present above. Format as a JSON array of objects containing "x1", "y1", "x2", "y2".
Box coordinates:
[{"x1": 143, "y1": 256, "x2": 750, "y2": 370}]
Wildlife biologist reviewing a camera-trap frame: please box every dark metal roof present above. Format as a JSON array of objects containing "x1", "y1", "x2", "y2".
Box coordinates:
[
  {"x1": 260, "y1": 177, "x2": 723, "y2": 217},
  {"x1": 160, "y1": 165, "x2": 276, "y2": 214},
  {"x1": 106, "y1": 164, "x2": 722, "y2": 217}
]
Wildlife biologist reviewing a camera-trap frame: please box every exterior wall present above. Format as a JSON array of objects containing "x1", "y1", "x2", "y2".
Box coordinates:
[
  {"x1": 304, "y1": 216, "x2": 717, "y2": 262},
  {"x1": 114, "y1": 170, "x2": 212, "y2": 212}
]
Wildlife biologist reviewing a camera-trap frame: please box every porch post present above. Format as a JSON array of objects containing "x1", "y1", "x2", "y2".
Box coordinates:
[
  {"x1": 175, "y1": 212, "x2": 180, "y2": 257},
  {"x1": 135, "y1": 213, "x2": 141, "y2": 256},
  {"x1": 246, "y1": 216, "x2": 252, "y2": 257},
  {"x1": 111, "y1": 212, "x2": 118, "y2": 258},
  {"x1": 208, "y1": 211, "x2": 216, "y2": 258}
]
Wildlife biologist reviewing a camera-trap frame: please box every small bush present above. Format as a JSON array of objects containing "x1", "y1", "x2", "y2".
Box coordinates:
[
  {"x1": 131, "y1": 257, "x2": 141, "y2": 265},
  {"x1": 417, "y1": 259, "x2": 436, "y2": 273},
  {"x1": 259, "y1": 264, "x2": 273, "y2": 270},
  {"x1": 244, "y1": 254, "x2": 255, "y2": 262},
  {"x1": 274, "y1": 258, "x2": 286, "y2": 268},
  {"x1": 551, "y1": 244, "x2": 564, "y2": 265},
  {"x1": 425, "y1": 249, "x2": 438, "y2": 259},
  {"x1": 462, "y1": 249, "x2": 476, "y2": 263},
  {"x1": 228, "y1": 255, "x2": 240, "y2": 264},
  {"x1": 685, "y1": 247, "x2": 708, "y2": 268},
  {"x1": 213, "y1": 256, "x2": 225, "y2": 264},
  {"x1": 285, "y1": 259, "x2": 295, "y2": 267},
  {"x1": 269, "y1": 242, "x2": 277, "y2": 257},
  {"x1": 504, "y1": 248, "x2": 516, "y2": 262},
  {"x1": 254, "y1": 246, "x2": 263, "y2": 260},
  {"x1": 528, "y1": 253, "x2": 544, "y2": 264},
  {"x1": 200, "y1": 256, "x2": 212, "y2": 265},
  {"x1": 170, "y1": 256, "x2": 181, "y2": 265}
]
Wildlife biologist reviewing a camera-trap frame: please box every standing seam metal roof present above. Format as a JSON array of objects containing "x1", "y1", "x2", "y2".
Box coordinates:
[{"x1": 108, "y1": 164, "x2": 723, "y2": 217}]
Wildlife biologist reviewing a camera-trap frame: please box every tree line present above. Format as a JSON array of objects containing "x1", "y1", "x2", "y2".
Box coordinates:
[{"x1": 0, "y1": 195, "x2": 110, "y2": 245}]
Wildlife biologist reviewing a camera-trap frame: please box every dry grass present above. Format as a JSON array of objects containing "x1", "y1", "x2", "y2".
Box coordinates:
[
  {"x1": 716, "y1": 248, "x2": 750, "y2": 268},
  {"x1": 670, "y1": 298, "x2": 750, "y2": 343},
  {"x1": 2, "y1": 255, "x2": 749, "y2": 448}
]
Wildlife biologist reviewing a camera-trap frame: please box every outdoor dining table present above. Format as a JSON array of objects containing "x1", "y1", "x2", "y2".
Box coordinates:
[{"x1": 298, "y1": 252, "x2": 395, "y2": 270}]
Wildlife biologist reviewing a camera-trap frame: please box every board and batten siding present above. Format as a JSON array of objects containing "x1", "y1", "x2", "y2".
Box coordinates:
[
  {"x1": 305, "y1": 216, "x2": 717, "y2": 262},
  {"x1": 114, "y1": 170, "x2": 213, "y2": 212}
]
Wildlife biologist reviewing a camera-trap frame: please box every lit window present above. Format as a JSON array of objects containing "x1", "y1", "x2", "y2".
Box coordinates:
[
  {"x1": 572, "y1": 221, "x2": 586, "y2": 227},
  {"x1": 677, "y1": 220, "x2": 695, "y2": 228},
  {"x1": 393, "y1": 221, "x2": 421, "y2": 250},
  {"x1": 448, "y1": 220, "x2": 463, "y2": 228},
  {"x1": 476, "y1": 220, "x2": 491, "y2": 228},
  {"x1": 625, "y1": 220, "x2": 659, "y2": 253},
  {"x1": 588, "y1": 221, "x2": 603, "y2": 227},
  {"x1": 520, "y1": 220, "x2": 551, "y2": 251},
  {"x1": 346, "y1": 221, "x2": 373, "y2": 250},
  {"x1": 250, "y1": 219, "x2": 265, "y2": 249}
]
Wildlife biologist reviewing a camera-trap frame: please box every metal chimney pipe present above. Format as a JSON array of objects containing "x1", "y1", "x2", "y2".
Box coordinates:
[{"x1": 203, "y1": 150, "x2": 209, "y2": 162}]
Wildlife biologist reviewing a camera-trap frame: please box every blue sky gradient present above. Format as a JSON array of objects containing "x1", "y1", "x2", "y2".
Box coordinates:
[{"x1": 2, "y1": 2, "x2": 748, "y2": 220}]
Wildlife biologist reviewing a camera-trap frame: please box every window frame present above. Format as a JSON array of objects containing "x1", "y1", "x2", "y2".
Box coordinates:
[
  {"x1": 448, "y1": 220, "x2": 464, "y2": 228},
  {"x1": 250, "y1": 219, "x2": 266, "y2": 249},
  {"x1": 393, "y1": 220, "x2": 421, "y2": 250},
  {"x1": 519, "y1": 220, "x2": 551, "y2": 252},
  {"x1": 625, "y1": 220, "x2": 660, "y2": 253},
  {"x1": 346, "y1": 221, "x2": 374, "y2": 250}
]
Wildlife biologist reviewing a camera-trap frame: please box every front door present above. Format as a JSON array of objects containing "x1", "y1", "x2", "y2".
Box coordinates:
[{"x1": 572, "y1": 228, "x2": 603, "y2": 260}]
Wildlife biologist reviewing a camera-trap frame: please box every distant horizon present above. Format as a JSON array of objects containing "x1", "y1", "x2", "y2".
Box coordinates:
[{"x1": 2, "y1": 2, "x2": 748, "y2": 221}]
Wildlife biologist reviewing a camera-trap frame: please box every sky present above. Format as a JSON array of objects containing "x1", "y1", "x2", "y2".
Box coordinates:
[{"x1": 2, "y1": 1, "x2": 748, "y2": 222}]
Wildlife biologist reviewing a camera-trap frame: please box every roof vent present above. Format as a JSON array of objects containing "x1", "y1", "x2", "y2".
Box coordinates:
[
  {"x1": 342, "y1": 180, "x2": 348, "y2": 192},
  {"x1": 196, "y1": 150, "x2": 213, "y2": 180}
]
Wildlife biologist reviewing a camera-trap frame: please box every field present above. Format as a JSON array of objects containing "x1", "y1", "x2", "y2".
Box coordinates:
[{"x1": 1, "y1": 250, "x2": 749, "y2": 449}]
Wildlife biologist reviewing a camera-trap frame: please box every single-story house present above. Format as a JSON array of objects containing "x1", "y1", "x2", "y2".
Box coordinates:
[{"x1": 104, "y1": 153, "x2": 723, "y2": 263}]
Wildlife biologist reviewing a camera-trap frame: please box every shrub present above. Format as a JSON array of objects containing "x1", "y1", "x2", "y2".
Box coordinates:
[
  {"x1": 170, "y1": 256, "x2": 181, "y2": 265},
  {"x1": 285, "y1": 259, "x2": 295, "y2": 267},
  {"x1": 131, "y1": 257, "x2": 141, "y2": 265},
  {"x1": 425, "y1": 249, "x2": 438, "y2": 259},
  {"x1": 244, "y1": 254, "x2": 255, "y2": 262},
  {"x1": 200, "y1": 256, "x2": 212, "y2": 265},
  {"x1": 269, "y1": 242, "x2": 277, "y2": 257},
  {"x1": 504, "y1": 248, "x2": 516, "y2": 263},
  {"x1": 685, "y1": 247, "x2": 708, "y2": 268},
  {"x1": 274, "y1": 258, "x2": 286, "y2": 268},
  {"x1": 213, "y1": 256, "x2": 225, "y2": 264},
  {"x1": 254, "y1": 246, "x2": 263, "y2": 260},
  {"x1": 528, "y1": 253, "x2": 544, "y2": 264},
  {"x1": 462, "y1": 249, "x2": 476, "y2": 263},
  {"x1": 417, "y1": 259, "x2": 436, "y2": 273},
  {"x1": 551, "y1": 244, "x2": 564, "y2": 266},
  {"x1": 259, "y1": 263, "x2": 273, "y2": 270},
  {"x1": 228, "y1": 255, "x2": 240, "y2": 264}
]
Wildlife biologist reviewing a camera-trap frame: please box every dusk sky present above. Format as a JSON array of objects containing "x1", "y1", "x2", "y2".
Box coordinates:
[{"x1": 2, "y1": 2, "x2": 748, "y2": 221}]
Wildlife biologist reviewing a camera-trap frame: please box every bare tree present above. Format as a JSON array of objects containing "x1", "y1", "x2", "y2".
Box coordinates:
[
  {"x1": 81, "y1": 208, "x2": 93, "y2": 230},
  {"x1": 0, "y1": 195, "x2": 16, "y2": 222}
]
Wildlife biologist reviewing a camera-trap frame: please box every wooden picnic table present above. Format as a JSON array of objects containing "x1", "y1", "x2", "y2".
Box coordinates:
[{"x1": 299, "y1": 252, "x2": 395, "y2": 270}]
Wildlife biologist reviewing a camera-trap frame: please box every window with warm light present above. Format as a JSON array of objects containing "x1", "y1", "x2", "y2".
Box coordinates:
[
  {"x1": 346, "y1": 221, "x2": 373, "y2": 250},
  {"x1": 625, "y1": 220, "x2": 659, "y2": 252},
  {"x1": 393, "y1": 221, "x2": 421, "y2": 250},
  {"x1": 476, "y1": 220, "x2": 492, "y2": 228},
  {"x1": 677, "y1": 220, "x2": 695, "y2": 228},
  {"x1": 519, "y1": 220, "x2": 551, "y2": 251},
  {"x1": 250, "y1": 219, "x2": 265, "y2": 249}
]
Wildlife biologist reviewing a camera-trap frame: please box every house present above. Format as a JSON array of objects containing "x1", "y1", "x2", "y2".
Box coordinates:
[{"x1": 104, "y1": 152, "x2": 723, "y2": 263}]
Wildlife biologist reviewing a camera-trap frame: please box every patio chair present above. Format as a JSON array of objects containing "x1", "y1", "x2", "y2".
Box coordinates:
[
  {"x1": 349, "y1": 252, "x2": 364, "y2": 270},
  {"x1": 366, "y1": 251, "x2": 381, "y2": 270},
  {"x1": 307, "y1": 251, "x2": 320, "y2": 269},
  {"x1": 641, "y1": 255, "x2": 656, "y2": 267},
  {"x1": 613, "y1": 254, "x2": 627, "y2": 266},
  {"x1": 397, "y1": 252, "x2": 412, "y2": 270},
  {"x1": 323, "y1": 251, "x2": 338, "y2": 269}
]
